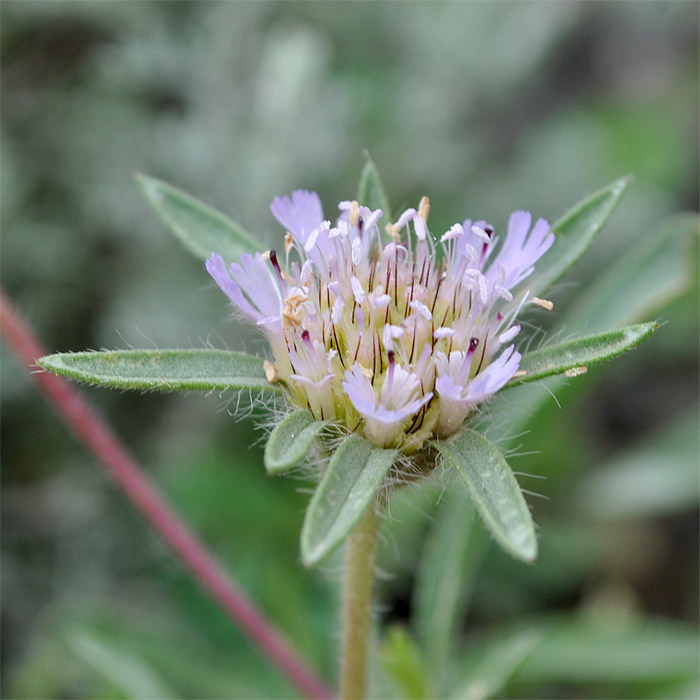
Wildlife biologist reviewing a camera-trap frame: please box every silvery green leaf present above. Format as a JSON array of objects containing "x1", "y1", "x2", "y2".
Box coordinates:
[
  {"x1": 137, "y1": 174, "x2": 261, "y2": 262},
  {"x1": 300, "y1": 434, "x2": 396, "y2": 567},
  {"x1": 38, "y1": 349, "x2": 279, "y2": 392},
  {"x1": 435, "y1": 430, "x2": 537, "y2": 562},
  {"x1": 524, "y1": 176, "x2": 630, "y2": 299},
  {"x1": 357, "y1": 155, "x2": 392, "y2": 223},
  {"x1": 264, "y1": 410, "x2": 326, "y2": 474},
  {"x1": 507, "y1": 322, "x2": 658, "y2": 388}
]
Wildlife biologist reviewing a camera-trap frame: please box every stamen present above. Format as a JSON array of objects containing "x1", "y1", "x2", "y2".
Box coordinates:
[
  {"x1": 263, "y1": 360, "x2": 279, "y2": 383},
  {"x1": 386, "y1": 350, "x2": 396, "y2": 394},
  {"x1": 349, "y1": 200, "x2": 359, "y2": 227},
  {"x1": 418, "y1": 196, "x2": 430, "y2": 222},
  {"x1": 284, "y1": 233, "x2": 294, "y2": 254},
  {"x1": 385, "y1": 223, "x2": 401, "y2": 242},
  {"x1": 532, "y1": 297, "x2": 554, "y2": 310}
]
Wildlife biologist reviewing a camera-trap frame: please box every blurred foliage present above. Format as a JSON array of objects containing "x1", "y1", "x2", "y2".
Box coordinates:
[{"x1": 2, "y1": 1, "x2": 698, "y2": 698}]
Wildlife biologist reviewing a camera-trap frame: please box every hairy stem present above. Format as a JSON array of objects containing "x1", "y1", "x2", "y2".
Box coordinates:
[
  {"x1": 340, "y1": 503, "x2": 382, "y2": 700},
  {"x1": 0, "y1": 289, "x2": 332, "y2": 700}
]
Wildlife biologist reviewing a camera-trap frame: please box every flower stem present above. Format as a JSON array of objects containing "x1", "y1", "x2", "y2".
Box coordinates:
[
  {"x1": 340, "y1": 503, "x2": 382, "y2": 700},
  {"x1": 0, "y1": 289, "x2": 333, "y2": 700}
]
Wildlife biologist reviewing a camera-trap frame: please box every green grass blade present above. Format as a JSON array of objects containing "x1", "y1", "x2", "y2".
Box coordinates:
[
  {"x1": 507, "y1": 322, "x2": 658, "y2": 388},
  {"x1": 136, "y1": 174, "x2": 262, "y2": 262},
  {"x1": 300, "y1": 434, "x2": 396, "y2": 567},
  {"x1": 264, "y1": 410, "x2": 326, "y2": 474},
  {"x1": 435, "y1": 430, "x2": 537, "y2": 562},
  {"x1": 38, "y1": 349, "x2": 279, "y2": 392}
]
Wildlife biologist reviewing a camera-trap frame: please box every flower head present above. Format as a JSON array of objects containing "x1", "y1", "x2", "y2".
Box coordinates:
[{"x1": 207, "y1": 191, "x2": 553, "y2": 451}]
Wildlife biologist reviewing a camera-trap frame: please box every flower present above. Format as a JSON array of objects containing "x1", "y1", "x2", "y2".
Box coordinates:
[{"x1": 206, "y1": 191, "x2": 554, "y2": 451}]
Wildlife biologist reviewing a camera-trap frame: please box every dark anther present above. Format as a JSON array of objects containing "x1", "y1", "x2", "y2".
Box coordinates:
[
  {"x1": 469, "y1": 337, "x2": 479, "y2": 352},
  {"x1": 387, "y1": 349, "x2": 395, "y2": 365},
  {"x1": 269, "y1": 249, "x2": 282, "y2": 276},
  {"x1": 484, "y1": 225, "x2": 494, "y2": 237},
  {"x1": 302, "y1": 329, "x2": 310, "y2": 343}
]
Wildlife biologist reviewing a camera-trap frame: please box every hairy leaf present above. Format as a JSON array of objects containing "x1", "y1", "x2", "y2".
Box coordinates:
[
  {"x1": 435, "y1": 430, "x2": 537, "y2": 562},
  {"x1": 38, "y1": 349, "x2": 279, "y2": 392},
  {"x1": 507, "y1": 322, "x2": 657, "y2": 387},
  {"x1": 137, "y1": 174, "x2": 261, "y2": 262},
  {"x1": 300, "y1": 434, "x2": 396, "y2": 567},
  {"x1": 264, "y1": 410, "x2": 326, "y2": 474},
  {"x1": 524, "y1": 176, "x2": 630, "y2": 299}
]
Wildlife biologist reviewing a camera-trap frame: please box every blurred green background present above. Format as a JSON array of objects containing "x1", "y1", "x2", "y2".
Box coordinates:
[{"x1": 2, "y1": 2, "x2": 698, "y2": 698}]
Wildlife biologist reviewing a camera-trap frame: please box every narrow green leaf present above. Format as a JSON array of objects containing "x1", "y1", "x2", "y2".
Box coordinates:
[
  {"x1": 507, "y1": 322, "x2": 657, "y2": 388},
  {"x1": 136, "y1": 174, "x2": 261, "y2": 262},
  {"x1": 435, "y1": 430, "x2": 537, "y2": 562},
  {"x1": 357, "y1": 155, "x2": 392, "y2": 223},
  {"x1": 264, "y1": 410, "x2": 326, "y2": 474},
  {"x1": 515, "y1": 616, "x2": 700, "y2": 683},
  {"x1": 523, "y1": 176, "x2": 630, "y2": 299},
  {"x1": 452, "y1": 626, "x2": 547, "y2": 700},
  {"x1": 577, "y1": 408, "x2": 700, "y2": 519},
  {"x1": 380, "y1": 626, "x2": 431, "y2": 700},
  {"x1": 300, "y1": 434, "x2": 396, "y2": 567},
  {"x1": 38, "y1": 349, "x2": 280, "y2": 392},
  {"x1": 562, "y1": 213, "x2": 699, "y2": 332},
  {"x1": 68, "y1": 631, "x2": 174, "y2": 700},
  {"x1": 414, "y1": 497, "x2": 488, "y2": 694}
]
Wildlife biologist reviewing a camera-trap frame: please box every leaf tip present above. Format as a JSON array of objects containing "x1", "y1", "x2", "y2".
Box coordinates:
[{"x1": 520, "y1": 538, "x2": 538, "y2": 564}]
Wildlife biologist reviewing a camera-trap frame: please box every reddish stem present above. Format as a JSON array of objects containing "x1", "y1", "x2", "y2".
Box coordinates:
[{"x1": 0, "y1": 289, "x2": 333, "y2": 700}]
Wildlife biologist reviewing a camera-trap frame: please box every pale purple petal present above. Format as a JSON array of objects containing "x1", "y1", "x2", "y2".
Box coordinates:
[
  {"x1": 206, "y1": 253, "x2": 260, "y2": 321},
  {"x1": 488, "y1": 212, "x2": 553, "y2": 289},
  {"x1": 465, "y1": 345, "x2": 521, "y2": 403},
  {"x1": 270, "y1": 190, "x2": 324, "y2": 245},
  {"x1": 372, "y1": 392, "x2": 433, "y2": 424},
  {"x1": 435, "y1": 374, "x2": 464, "y2": 401},
  {"x1": 229, "y1": 253, "x2": 283, "y2": 320},
  {"x1": 342, "y1": 365, "x2": 377, "y2": 415}
]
